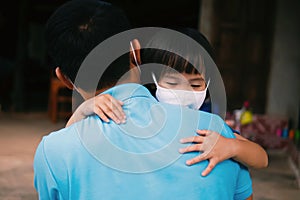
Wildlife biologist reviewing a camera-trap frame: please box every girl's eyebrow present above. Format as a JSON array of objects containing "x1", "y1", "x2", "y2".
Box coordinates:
[
  {"x1": 190, "y1": 77, "x2": 205, "y2": 82},
  {"x1": 163, "y1": 74, "x2": 181, "y2": 80}
]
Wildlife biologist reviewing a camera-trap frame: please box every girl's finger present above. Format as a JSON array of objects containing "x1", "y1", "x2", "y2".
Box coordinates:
[
  {"x1": 101, "y1": 96, "x2": 124, "y2": 118},
  {"x1": 98, "y1": 105, "x2": 121, "y2": 124},
  {"x1": 179, "y1": 144, "x2": 201, "y2": 154},
  {"x1": 201, "y1": 159, "x2": 217, "y2": 176},
  {"x1": 196, "y1": 129, "x2": 211, "y2": 136},
  {"x1": 94, "y1": 107, "x2": 110, "y2": 123},
  {"x1": 186, "y1": 153, "x2": 207, "y2": 166},
  {"x1": 180, "y1": 136, "x2": 204, "y2": 144},
  {"x1": 107, "y1": 97, "x2": 126, "y2": 121}
]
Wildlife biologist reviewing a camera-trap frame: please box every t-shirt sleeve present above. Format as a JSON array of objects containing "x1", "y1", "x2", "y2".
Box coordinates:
[
  {"x1": 229, "y1": 126, "x2": 241, "y2": 135},
  {"x1": 234, "y1": 164, "x2": 253, "y2": 200},
  {"x1": 33, "y1": 137, "x2": 63, "y2": 200}
]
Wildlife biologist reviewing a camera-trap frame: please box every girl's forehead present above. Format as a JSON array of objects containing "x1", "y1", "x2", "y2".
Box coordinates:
[{"x1": 162, "y1": 71, "x2": 205, "y2": 80}]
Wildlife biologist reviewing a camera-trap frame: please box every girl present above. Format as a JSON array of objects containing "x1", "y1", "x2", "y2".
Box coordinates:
[{"x1": 66, "y1": 28, "x2": 268, "y2": 176}]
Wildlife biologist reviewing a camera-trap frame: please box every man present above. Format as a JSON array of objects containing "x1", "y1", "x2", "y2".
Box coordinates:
[{"x1": 34, "y1": 0, "x2": 253, "y2": 199}]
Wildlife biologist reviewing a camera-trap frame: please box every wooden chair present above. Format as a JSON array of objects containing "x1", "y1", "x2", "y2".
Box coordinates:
[{"x1": 48, "y1": 73, "x2": 72, "y2": 123}]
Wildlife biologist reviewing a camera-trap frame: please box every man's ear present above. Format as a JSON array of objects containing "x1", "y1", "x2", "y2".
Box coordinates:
[
  {"x1": 55, "y1": 67, "x2": 74, "y2": 90},
  {"x1": 129, "y1": 39, "x2": 141, "y2": 69}
]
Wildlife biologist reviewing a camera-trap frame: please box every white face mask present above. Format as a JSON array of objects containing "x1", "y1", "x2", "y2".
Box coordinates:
[{"x1": 152, "y1": 73, "x2": 209, "y2": 110}]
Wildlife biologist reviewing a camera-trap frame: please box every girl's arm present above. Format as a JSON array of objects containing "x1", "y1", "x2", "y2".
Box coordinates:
[
  {"x1": 232, "y1": 133, "x2": 268, "y2": 168},
  {"x1": 66, "y1": 94, "x2": 126, "y2": 127},
  {"x1": 179, "y1": 130, "x2": 268, "y2": 176}
]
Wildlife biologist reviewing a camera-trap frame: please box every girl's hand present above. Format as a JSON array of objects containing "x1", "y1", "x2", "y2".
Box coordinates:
[
  {"x1": 66, "y1": 94, "x2": 126, "y2": 127},
  {"x1": 179, "y1": 130, "x2": 235, "y2": 176},
  {"x1": 88, "y1": 94, "x2": 126, "y2": 124}
]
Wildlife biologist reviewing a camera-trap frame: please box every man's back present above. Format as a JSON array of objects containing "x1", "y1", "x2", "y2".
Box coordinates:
[{"x1": 34, "y1": 83, "x2": 252, "y2": 199}]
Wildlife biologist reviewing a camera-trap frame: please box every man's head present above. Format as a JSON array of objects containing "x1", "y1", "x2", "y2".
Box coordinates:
[{"x1": 46, "y1": 0, "x2": 131, "y2": 99}]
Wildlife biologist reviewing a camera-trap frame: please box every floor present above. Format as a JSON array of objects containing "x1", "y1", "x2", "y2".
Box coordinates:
[
  {"x1": 0, "y1": 112, "x2": 65, "y2": 200},
  {"x1": 0, "y1": 112, "x2": 299, "y2": 200},
  {"x1": 251, "y1": 149, "x2": 300, "y2": 199}
]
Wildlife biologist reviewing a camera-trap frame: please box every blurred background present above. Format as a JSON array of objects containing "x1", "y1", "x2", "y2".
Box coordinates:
[
  {"x1": 0, "y1": 0, "x2": 300, "y2": 199},
  {"x1": 0, "y1": 0, "x2": 299, "y2": 125}
]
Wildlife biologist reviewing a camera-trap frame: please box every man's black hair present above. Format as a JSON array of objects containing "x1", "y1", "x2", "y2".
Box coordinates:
[{"x1": 46, "y1": 0, "x2": 131, "y2": 90}]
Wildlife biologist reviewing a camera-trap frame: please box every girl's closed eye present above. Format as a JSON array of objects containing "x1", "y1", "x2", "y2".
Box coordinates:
[
  {"x1": 190, "y1": 78, "x2": 206, "y2": 91},
  {"x1": 166, "y1": 82, "x2": 178, "y2": 86}
]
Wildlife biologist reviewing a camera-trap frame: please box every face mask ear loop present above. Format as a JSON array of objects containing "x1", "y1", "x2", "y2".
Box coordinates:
[
  {"x1": 67, "y1": 77, "x2": 79, "y2": 91},
  {"x1": 201, "y1": 57, "x2": 210, "y2": 90},
  {"x1": 206, "y1": 79, "x2": 210, "y2": 90},
  {"x1": 130, "y1": 41, "x2": 141, "y2": 74},
  {"x1": 151, "y1": 72, "x2": 159, "y2": 86}
]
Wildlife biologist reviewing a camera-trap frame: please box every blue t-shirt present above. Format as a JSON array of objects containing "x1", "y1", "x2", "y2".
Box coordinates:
[{"x1": 34, "y1": 83, "x2": 252, "y2": 200}]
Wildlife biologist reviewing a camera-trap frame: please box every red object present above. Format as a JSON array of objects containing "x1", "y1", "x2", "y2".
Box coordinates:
[
  {"x1": 289, "y1": 129, "x2": 295, "y2": 140},
  {"x1": 243, "y1": 101, "x2": 250, "y2": 109}
]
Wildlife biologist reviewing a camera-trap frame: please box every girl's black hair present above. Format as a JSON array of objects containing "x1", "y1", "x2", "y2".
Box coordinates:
[{"x1": 141, "y1": 27, "x2": 215, "y2": 79}]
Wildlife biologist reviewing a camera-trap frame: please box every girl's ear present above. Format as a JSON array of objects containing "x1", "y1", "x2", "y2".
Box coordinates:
[{"x1": 55, "y1": 67, "x2": 74, "y2": 90}]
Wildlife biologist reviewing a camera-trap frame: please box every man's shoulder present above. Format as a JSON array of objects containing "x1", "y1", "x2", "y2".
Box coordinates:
[
  {"x1": 42, "y1": 115, "x2": 101, "y2": 147},
  {"x1": 197, "y1": 110, "x2": 223, "y2": 120},
  {"x1": 163, "y1": 103, "x2": 222, "y2": 120},
  {"x1": 184, "y1": 107, "x2": 225, "y2": 126},
  {"x1": 34, "y1": 117, "x2": 101, "y2": 174},
  {"x1": 39, "y1": 125, "x2": 77, "y2": 154},
  {"x1": 45, "y1": 124, "x2": 76, "y2": 140}
]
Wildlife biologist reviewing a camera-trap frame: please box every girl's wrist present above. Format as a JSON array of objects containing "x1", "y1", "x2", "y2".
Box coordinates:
[
  {"x1": 78, "y1": 100, "x2": 93, "y2": 117},
  {"x1": 228, "y1": 138, "x2": 239, "y2": 160}
]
